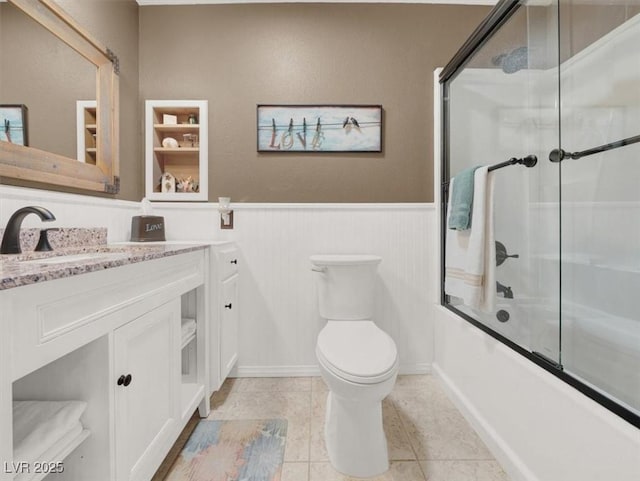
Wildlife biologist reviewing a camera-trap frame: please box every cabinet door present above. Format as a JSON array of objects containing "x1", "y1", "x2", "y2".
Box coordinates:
[
  {"x1": 220, "y1": 274, "x2": 238, "y2": 381},
  {"x1": 114, "y1": 300, "x2": 180, "y2": 481}
]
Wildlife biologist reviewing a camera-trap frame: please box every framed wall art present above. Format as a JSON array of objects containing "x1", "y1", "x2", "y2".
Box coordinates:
[
  {"x1": 0, "y1": 104, "x2": 29, "y2": 146},
  {"x1": 257, "y1": 105, "x2": 382, "y2": 153}
]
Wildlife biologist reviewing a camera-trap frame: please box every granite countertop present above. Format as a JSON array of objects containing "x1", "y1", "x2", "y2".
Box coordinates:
[{"x1": 0, "y1": 243, "x2": 209, "y2": 291}]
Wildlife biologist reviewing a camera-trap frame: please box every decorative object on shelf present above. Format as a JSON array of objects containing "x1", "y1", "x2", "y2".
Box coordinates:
[
  {"x1": 162, "y1": 137, "x2": 179, "y2": 148},
  {"x1": 257, "y1": 105, "x2": 383, "y2": 152},
  {"x1": 182, "y1": 133, "x2": 199, "y2": 147},
  {"x1": 0, "y1": 104, "x2": 29, "y2": 146},
  {"x1": 160, "y1": 172, "x2": 176, "y2": 193},
  {"x1": 218, "y1": 197, "x2": 234, "y2": 230},
  {"x1": 188, "y1": 113, "x2": 198, "y2": 124},
  {"x1": 163, "y1": 113, "x2": 177, "y2": 124},
  {"x1": 177, "y1": 176, "x2": 198, "y2": 193}
]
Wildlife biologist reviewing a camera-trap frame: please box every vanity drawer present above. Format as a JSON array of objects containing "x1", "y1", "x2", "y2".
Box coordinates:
[{"x1": 217, "y1": 246, "x2": 238, "y2": 280}]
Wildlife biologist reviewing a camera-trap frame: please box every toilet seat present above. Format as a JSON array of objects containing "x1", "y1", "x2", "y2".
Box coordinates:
[{"x1": 316, "y1": 321, "x2": 398, "y2": 385}]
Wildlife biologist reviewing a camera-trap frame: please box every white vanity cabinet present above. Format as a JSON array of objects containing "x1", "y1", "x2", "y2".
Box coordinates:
[
  {"x1": 220, "y1": 274, "x2": 238, "y2": 382},
  {"x1": 209, "y1": 244, "x2": 239, "y2": 393},
  {"x1": 0, "y1": 248, "x2": 209, "y2": 481},
  {"x1": 114, "y1": 300, "x2": 181, "y2": 481}
]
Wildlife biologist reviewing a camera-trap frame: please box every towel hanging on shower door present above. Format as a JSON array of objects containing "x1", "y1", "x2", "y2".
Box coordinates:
[{"x1": 444, "y1": 166, "x2": 496, "y2": 313}]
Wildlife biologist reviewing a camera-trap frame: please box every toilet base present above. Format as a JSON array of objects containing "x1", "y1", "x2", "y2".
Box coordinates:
[{"x1": 324, "y1": 391, "x2": 389, "y2": 478}]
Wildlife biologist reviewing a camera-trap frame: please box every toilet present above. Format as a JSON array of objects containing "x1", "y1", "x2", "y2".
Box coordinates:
[{"x1": 311, "y1": 254, "x2": 398, "y2": 478}]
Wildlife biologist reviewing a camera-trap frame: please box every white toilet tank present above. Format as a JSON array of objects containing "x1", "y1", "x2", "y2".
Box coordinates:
[{"x1": 310, "y1": 254, "x2": 382, "y2": 320}]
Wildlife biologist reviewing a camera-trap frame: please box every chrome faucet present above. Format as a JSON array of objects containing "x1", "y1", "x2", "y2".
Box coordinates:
[{"x1": 1, "y1": 206, "x2": 56, "y2": 254}]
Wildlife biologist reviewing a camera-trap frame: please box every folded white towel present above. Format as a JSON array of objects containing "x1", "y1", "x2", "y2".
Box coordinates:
[
  {"x1": 13, "y1": 400, "x2": 87, "y2": 465},
  {"x1": 445, "y1": 167, "x2": 496, "y2": 313},
  {"x1": 15, "y1": 423, "x2": 84, "y2": 481}
]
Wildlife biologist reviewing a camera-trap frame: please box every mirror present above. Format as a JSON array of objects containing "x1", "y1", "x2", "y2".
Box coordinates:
[
  {"x1": 1, "y1": 2, "x2": 96, "y2": 160},
  {"x1": 0, "y1": 0, "x2": 119, "y2": 193}
]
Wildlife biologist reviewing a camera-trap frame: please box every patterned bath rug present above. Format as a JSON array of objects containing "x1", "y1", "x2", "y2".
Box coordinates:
[{"x1": 165, "y1": 419, "x2": 288, "y2": 481}]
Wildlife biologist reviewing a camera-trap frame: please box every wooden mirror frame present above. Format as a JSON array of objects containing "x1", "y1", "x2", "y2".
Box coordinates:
[{"x1": 0, "y1": 0, "x2": 119, "y2": 193}]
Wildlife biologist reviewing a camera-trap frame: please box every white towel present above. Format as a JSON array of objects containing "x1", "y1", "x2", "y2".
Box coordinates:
[
  {"x1": 13, "y1": 400, "x2": 87, "y2": 465},
  {"x1": 15, "y1": 423, "x2": 84, "y2": 481},
  {"x1": 445, "y1": 166, "x2": 496, "y2": 313}
]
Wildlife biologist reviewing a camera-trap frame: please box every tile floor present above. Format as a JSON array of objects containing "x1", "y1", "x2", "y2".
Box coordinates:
[{"x1": 162, "y1": 375, "x2": 510, "y2": 481}]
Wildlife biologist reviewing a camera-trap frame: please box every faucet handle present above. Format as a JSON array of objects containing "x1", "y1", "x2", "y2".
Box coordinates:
[{"x1": 35, "y1": 228, "x2": 59, "y2": 252}]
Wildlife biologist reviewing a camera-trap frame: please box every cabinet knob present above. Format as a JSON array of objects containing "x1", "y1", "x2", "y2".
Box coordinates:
[
  {"x1": 117, "y1": 374, "x2": 133, "y2": 387},
  {"x1": 230, "y1": 259, "x2": 238, "y2": 265},
  {"x1": 117, "y1": 375, "x2": 125, "y2": 386},
  {"x1": 224, "y1": 303, "x2": 233, "y2": 309}
]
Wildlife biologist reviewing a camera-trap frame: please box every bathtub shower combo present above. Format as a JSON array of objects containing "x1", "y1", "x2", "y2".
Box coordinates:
[{"x1": 440, "y1": 0, "x2": 640, "y2": 426}]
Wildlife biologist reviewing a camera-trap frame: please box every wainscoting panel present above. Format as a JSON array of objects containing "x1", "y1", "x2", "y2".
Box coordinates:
[
  {"x1": 160, "y1": 203, "x2": 437, "y2": 375},
  {"x1": 1, "y1": 186, "x2": 436, "y2": 376},
  {"x1": 226, "y1": 204, "x2": 435, "y2": 375}
]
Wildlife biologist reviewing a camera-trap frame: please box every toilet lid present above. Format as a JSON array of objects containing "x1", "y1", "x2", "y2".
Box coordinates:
[{"x1": 316, "y1": 321, "x2": 398, "y2": 384}]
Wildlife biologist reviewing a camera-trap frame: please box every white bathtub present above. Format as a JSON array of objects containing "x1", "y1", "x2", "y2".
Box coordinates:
[{"x1": 457, "y1": 298, "x2": 640, "y2": 415}]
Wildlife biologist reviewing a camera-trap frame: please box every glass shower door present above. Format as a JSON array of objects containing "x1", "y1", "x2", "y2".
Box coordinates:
[
  {"x1": 442, "y1": 0, "x2": 640, "y2": 427},
  {"x1": 444, "y1": 1, "x2": 562, "y2": 363},
  {"x1": 557, "y1": 0, "x2": 640, "y2": 416}
]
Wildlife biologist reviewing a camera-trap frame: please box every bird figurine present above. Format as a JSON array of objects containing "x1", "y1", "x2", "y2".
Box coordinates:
[
  {"x1": 342, "y1": 116, "x2": 350, "y2": 128},
  {"x1": 350, "y1": 117, "x2": 360, "y2": 128}
]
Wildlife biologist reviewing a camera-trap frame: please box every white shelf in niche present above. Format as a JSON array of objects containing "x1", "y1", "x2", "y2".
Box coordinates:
[{"x1": 76, "y1": 100, "x2": 97, "y2": 165}]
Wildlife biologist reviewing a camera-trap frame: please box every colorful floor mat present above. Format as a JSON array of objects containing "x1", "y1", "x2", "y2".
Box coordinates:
[{"x1": 165, "y1": 419, "x2": 287, "y2": 481}]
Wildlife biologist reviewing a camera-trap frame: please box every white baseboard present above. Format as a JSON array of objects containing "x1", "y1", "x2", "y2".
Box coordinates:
[
  {"x1": 231, "y1": 365, "x2": 321, "y2": 378},
  {"x1": 399, "y1": 363, "x2": 431, "y2": 375},
  {"x1": 432, "y1": 363, "x2": 537, "y2": 481},
  {"x1": 230, "y1": 362, "x2": 431, "y2": 378}
]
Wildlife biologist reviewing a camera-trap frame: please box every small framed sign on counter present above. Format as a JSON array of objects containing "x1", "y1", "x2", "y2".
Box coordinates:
[
  {"x1": 0, "y1": 104, "x2": 29, "y2": 146},
  {"x1": 257, "y1": 104, "x2": 382, "y2": 153}
]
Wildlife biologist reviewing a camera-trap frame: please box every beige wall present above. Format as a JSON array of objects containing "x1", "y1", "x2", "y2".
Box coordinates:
[
  {"x1": 140, "y1": 4, "x2": 489, "y2": 203},
  {"x1": 0, "y1": 4, "x2": 95, "y2": 159},
  {"x1": 0, "y1": 0, "x2": 141, "y2": 201}
]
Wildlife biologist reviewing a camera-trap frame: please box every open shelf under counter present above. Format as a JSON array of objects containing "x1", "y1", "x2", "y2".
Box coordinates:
[
  {"x1": 181, "y1": 331, "x2": 196, "y2": 350},
  {"x1": 15, "y1": 429, "x2": 92, "y2": 481}
]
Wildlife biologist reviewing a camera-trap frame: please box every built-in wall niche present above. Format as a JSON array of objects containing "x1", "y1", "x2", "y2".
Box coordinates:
[
  {"x1": 76, "y1": 101, "x2": 97, "y2": 164},
  {"x1": 145, "y1": 100, "x2": 208, "y2": 201},
  {"x1": 12, "y1": 336, "x2": 111, "y2": 481}
]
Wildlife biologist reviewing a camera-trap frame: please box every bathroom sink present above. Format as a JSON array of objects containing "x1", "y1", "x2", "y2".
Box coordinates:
[{"x1": 20, "y1": 252, "x2": 126, "y2": 266}]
